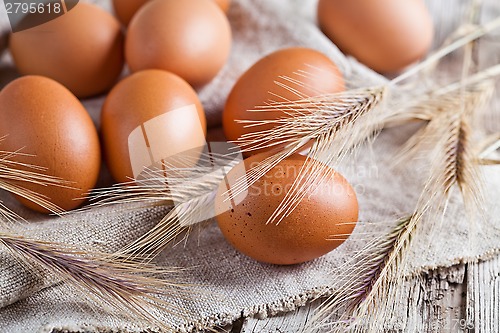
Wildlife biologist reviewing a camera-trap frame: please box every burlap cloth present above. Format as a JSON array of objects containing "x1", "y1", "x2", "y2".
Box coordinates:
[{"x1": 1, "y1": 0, "x2": 499, "y2": 332}]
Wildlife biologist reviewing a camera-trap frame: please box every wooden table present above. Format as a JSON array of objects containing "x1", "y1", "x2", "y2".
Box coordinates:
[{"x1": 221, "y1": 254, "x2": 500, "y2": 332}]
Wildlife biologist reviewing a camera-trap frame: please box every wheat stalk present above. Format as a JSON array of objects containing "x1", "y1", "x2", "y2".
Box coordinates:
[
  {"x1": 268, "y1": 88, "x2": 387, "y2": 225},
  {"x1": 83, "y1": 150, "x2": 241, "y2": 261},
  {"x1": 307, "y1": 217, "x2": 411, "y2": 332},
  {"x1": 78, "y1": 18, "x2": 500, "y2": 261},
  {"x1": 0, "y1": 139, "x2": 75, "y2": 226},
  {"x1": 315, "y1": 26, "x2": 497, "y2": 333},
  {"x1": 477, "y1": 133, "x2": 500, "y2": 165},
  {"x1": 223, "y1": 18, "x2": 500, "y2": 226},
  {"x1": 0, "y1": 230, "x2": 195, "y2": 331},
  {"x1": 307, "y1": 18, "x2": 499, "y2": 330},
  {"x1": 116, "y1": 189, "x2": 218, "y2": 261},
  {"x1": 225, "y1": 87, "x2": 388, "y2": 222},
  {"x1": 389, "y1": 16, "x2": 500, "y2": 85},
  {"x1": 340, "y1": 80, "x2": 492, "y2": 333},
  {"x1": 385, "y1": 65, "x2": 499, "y2": 127}
]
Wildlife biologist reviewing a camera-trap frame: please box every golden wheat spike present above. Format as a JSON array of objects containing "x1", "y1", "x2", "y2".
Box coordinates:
[
  {"x1": 81, "y1": 150, "x2": 241, "y2": 262},
  {"x1": 306, "y1": 217, "x2": 412, "y2": 332},
  {"x1": 225, "y1": 86, "x2": 387, "y2": 214},
  {"x1": 0, "y1": 231, "x2": 195, "y2": 331},
  {"x1": 0, "y1": 139, "x2": 74, "y2": 225},
  {"x1": 316, "y1": 22, "x2": 498, "y2": 333}
]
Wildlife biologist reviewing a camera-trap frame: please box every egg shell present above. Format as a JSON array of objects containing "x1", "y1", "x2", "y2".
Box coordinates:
[
  {"x1": 112, "y1": 0, "x2": 147, "y2": 26},
  {"x1": 215, "y1": 153, "x2": 358, "y2": 265},
  {"x1": 223, "y1": 47, "x2": 345, "y2": 156},
  {"x1": 125, "y1": 0, "x2": 232, "y2": 88},
  {"x1": 317, "y1": 0, "x2": 434, "y2": 73},
  {"x1": 0, "y1": 76, "x2": 101, "y2": 213},
  {"x1": 101, "y1": 69, "x2": 207, "y2": 184},
  {"x1": 9, "y1": 3, "x2": 124, "y2": 98},
  {"x1": 113, "y1": 0, "x2": 231, "y2": 26}
]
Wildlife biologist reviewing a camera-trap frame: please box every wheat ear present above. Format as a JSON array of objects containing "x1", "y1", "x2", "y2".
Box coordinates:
[
  {"x1": 84, "y1": 150, "x2": 241, "y2": 261},
  {"x1": 0, "y1": 139, "x2": 73, "y2": 225},
  {"x1": 306, "y1": 217, "x2": 412, "y2": 332},
  {"x1": 0, "y1": 230, "x2": 196, "y2": 331}
]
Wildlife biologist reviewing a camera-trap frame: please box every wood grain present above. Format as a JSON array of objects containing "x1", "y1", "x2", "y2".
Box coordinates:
[
  {"x1": 467, "y1": 255, "x2": 500, "y2": 333},
  {"x1": 225, "y1": 256, "x2": 500, "y2": 332}
]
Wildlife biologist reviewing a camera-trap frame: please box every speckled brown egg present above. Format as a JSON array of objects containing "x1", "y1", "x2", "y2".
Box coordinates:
[
  {"x1": 317, "y1": 0, "x2": 434, "y2": 73},
  {"x1": 126, "y1": 0, "x2": 231, "y2": 88},
  {"x1": 101, "y1": 69, "x2": 207, "y2": 184},
  {"x1": 223, "y1": 47, "x2": 345, "y2": 156},
  {"x1": 0, "y1": 76, "x2": 101, "y2": 213},
  {"x1": 215, "y1": 153, "x2": 358, "y2": 265},
  {"x1": 9, "y1": 3, "x2": 124, "y2": 98},
  {"x1": 113, "y1": 0, "x2": 231, "y2": 26}
]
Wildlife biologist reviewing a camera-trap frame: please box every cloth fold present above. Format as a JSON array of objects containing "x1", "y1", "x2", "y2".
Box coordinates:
[{"x1": 1, "y1": 0, "x2": 500, "y2": 332}]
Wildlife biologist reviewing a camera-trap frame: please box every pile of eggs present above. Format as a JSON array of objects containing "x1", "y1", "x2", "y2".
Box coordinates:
[
  {"x1": 1, "y1": 0, "x2": 231, "y2": 212},
  {"x1": 0, "y1": 0, "x2": 433, "y2": 265}
]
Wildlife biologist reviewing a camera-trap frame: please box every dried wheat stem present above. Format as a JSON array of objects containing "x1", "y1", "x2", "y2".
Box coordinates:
[
  {"x1": 0, "y1": 140, "x2": 74, "y2": 219},
  {"x1": 83, "y1": 152, "x2": 240, "y2": 261},
  {"x1": 116, "y1": 189, "x2": 218, "y2": 261},
  {"x1": 386, "y1": 66, "x2": 497, "y2": 128},
  {"x1": 0, "y1": 231, "x2": 191, "y2": 331},
  {"x1": 390, "y1": 16, "x2": 500, "y2": 85},
  {"x1": 229, "y1": 18, "x2": 500, "y2": 220},
  {"x1": 477, "y1": 133, "x2": 500, "y2": 166},
  {"x1": 348, "y1": 77, "x2": 491, "y2": 333},
  {"x1": 320, "y1": 69, "x2": 493, "y2": 333},
  {"x1": 309, "y1": 217, "x2": 412, "y2": 332},
  {"x1": 227, "y1": 87, "x2": 387, "y2": 209},
  {"x1": 435, "y1": 64, "x2": 500, "y2": 96},
  {"x1": 478, "y1": 134, "x2": 500, "y2": 159},
  {"x1": 268, "y1": 88, "x2": 386, "y2": 225}
]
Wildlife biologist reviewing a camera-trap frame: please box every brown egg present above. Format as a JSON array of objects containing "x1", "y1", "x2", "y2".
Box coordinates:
[
  {"x1": 0, "y1": 76, "x2": 101, "y2": 213},
  {"x1": 215, "y1": 153, "x2": 358, "y2": 265},
  {"x1": 101, "y1": 69, "x2": 207, "y2": 183},
  {"x1": 126, "y1": 0, "x2": 232, "y2": 88},
  {"x1": 112, "y1": 0, "x2": 147, "y2": 26},
  {"x1": 9, "y1": 3, "x2": 124, "y2": 98},
  {"x1": 223, "y1": 47, "x2": 345, "y2": 156},
  {"x1": 113, "y1": 0, "x2": 231, "y2": 26},
  {"x1": 317, "y1": 0, "x2": 434, "y2": 73}
]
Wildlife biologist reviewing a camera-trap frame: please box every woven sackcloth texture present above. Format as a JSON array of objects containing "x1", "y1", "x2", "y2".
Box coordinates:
[{"x1": 0, "y1": 0, "x2": 499, "y2": 332}]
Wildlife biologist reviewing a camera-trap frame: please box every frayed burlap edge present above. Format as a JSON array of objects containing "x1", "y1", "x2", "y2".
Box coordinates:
[{"x1": 44, "y1": 246, "x2": 500, "y2": 333}]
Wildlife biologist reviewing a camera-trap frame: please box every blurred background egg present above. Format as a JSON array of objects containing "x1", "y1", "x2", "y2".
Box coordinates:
[
  {"x1": 101, "y1": 70, "x2": 207, "y2": 183},
  {"x1": 112, "y1": 0, "x2": 147, "y2": 26},
  {"x1": 113, "y1": 0, "x2": 231, "y2": 26},
  {"x1": 223, "y1": 47, "x2": 345, "y2": 156},
  {"x1": 125, "y1": 0, "x2": 232, "y2": 88},
  {"x1": 317, "y1": 0, "x2": 434, "y2": 73},
  {"x1": 0, "y1": 76, "x2": 101, "y2": 213},
  {"x1": 9, "y1": 3, "x2": 124, "y2": 98},
  {"x1": 215, "y1": 153, "x2": 359, "y2": 265}
]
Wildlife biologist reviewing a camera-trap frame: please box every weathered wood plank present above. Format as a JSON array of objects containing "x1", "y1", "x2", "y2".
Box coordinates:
[
  {"x1": 467, "y1": 255, "x2": 500, "y2": 333},
  {"x1": 415, "y1": 266, "x2": 467, "y2": 333},
  {"x1": 234, "y1": 264, "x2": 469, "y2": 333},
  {"x1": 239, "y1": 300, "x2": 320, "y2": 333}
]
